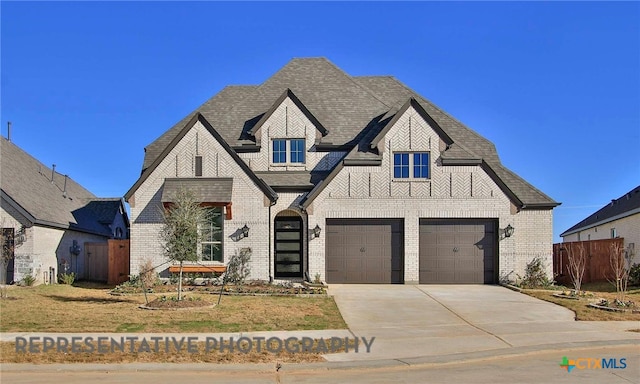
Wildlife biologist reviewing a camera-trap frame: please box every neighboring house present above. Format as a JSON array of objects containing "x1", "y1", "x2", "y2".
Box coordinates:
[
  {"x1": 1, "y1": 137, "x2": 129, "y2": 284},
  {"x1": 125, "y1": 58, "x2": 559, "y2": 285},
  {"x1": 561, "y1": 185, "x2": 640, "y2": 250}
]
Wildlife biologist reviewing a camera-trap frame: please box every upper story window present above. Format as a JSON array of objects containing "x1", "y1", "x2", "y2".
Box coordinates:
[
  {"x1": 272, "y1": 139, "x2": 306, "y2": 164},
  {"x1": 273, "y1": 140, "x2": 287, "y2": 163},
  {"x1": 290, "y1": 139, "x2": 305, "y2": 163},
  {"x1": 393, "y1": 152, "x2": 430, "y2": 179}
]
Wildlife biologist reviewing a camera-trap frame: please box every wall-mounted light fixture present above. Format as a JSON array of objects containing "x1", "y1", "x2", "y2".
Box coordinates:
[
  {"x1": 240, "y1": 224, "x2": 250, "y2": 239},
  {"x1": 500, "y1": 224, "x2": 515, "y2": 240},
  {"x1": 312, "y1": 224, "x2": 322, "y2": 238},
  {"x1": 70, "y1": 240, "x2": 82, "y2": 255}
]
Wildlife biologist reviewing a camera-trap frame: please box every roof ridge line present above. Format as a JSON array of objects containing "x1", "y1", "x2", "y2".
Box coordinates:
[
  {"x1": 338, "y1": 68, "x2": 394, "y2": 109},
  {"x1": 389, "y1": 77, "x2": 500, "y2": 161}
]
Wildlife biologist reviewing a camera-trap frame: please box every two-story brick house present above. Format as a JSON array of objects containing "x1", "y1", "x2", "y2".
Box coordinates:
[{"x1": 125, "y1": 58, "x2": 559, "y2": 284}]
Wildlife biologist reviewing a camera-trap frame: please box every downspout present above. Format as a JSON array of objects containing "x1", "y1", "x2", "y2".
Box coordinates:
[
  {"x1": 268, "y1": 199, "x2": 276, "y2": 283},
  {"x1": 299, "y1": 204, "x2": 309, "y2": 282}
]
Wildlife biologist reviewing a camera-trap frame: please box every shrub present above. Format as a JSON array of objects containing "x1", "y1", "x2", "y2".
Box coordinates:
[
  {"x1": 139, "y1": 258, "x2": 158, "y2": 288},
  {"x1": 21, "y1": 274, "x2": 36, "y2": 287},
  {"x1": 629, "y1": 263, "x2": 640, "y2": 287},
  {"x1": 224, "y1": 248, "x2": 251, "y2": 285},
  {"x1": 518, "y1": 257, "x2": 553, "y2": 289},
  {"x1": 58, "y1": 272, "x2": 75, "y2": 285}
]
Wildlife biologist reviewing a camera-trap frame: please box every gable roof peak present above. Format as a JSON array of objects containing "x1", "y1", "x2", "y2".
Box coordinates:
[{"x1": 246, "y1": 88, "x2": 329, "y2": 141}]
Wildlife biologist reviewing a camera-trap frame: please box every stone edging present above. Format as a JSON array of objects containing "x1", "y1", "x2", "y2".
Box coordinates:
[
  {"x1": 138, "y1": 303, "x2": 217, "y2": 311},
  {"x1": 551, "y1": 293, "x2": 580, "y2": 300},
  {"x1": 587, "y1": 303, "x2": 640, "y2": 314}
]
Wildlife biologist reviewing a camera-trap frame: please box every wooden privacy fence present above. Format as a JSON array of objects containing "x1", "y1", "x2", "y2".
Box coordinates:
[
  {"x1": 553, "y1": 238, "x2": 624, "y2": 285},
  {"x1": 84, "y1": 240, "x2": 130, "y2": 285},
  {"x1": 108, "y1": 239, "x2": 130, "y2": 285}
]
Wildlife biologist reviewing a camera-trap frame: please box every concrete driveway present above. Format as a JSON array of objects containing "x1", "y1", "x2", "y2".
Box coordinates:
[{"x1": 326, "y1": 285, "x2": 640, "y2": 361}]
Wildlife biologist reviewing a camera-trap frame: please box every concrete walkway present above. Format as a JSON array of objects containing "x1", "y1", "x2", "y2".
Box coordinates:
[{"x1": 325, "y1": 284, "x2": 640, "y2": 361}]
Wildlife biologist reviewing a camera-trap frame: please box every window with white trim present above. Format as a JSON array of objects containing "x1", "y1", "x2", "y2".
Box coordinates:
[
  {"x1": 393, "y1": 152, "x2": 430, "y2": 179},
  {"x1": 271, "y1": 139, "x2": 305, "y2": 164}
]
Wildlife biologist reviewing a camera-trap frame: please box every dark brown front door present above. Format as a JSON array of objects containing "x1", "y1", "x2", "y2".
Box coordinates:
[
  {"x1": 419, "y1": 219, "x2": 497, "y2": 284},
  {"x1": 274, "y1": 217, "x2": 303, "y2": 278},
  {"x1": 326, "y1": 219, "x2": 403, "y2": 284}
]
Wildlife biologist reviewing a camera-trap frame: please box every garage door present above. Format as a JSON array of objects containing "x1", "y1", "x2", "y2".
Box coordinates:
[
  {"x1": 419, "y1": 219, "x2": 496, "y2": 284},
  {"x1": 326, "y1": 219, "x2": 403, "y2": 284}
]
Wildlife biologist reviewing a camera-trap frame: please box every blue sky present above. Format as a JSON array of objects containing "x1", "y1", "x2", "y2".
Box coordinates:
[{"x1": 1, "y1": 2, "x2": 638, "y2": 242}]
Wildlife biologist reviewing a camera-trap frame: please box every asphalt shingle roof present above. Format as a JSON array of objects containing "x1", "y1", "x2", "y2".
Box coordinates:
[
  {"x1": 254, "y1": 171, "x2": 330, "y2": 190},
  {"x1": 138, "y1": 57, "x2": 558, "y2": 208},
  {"x1": 1, "y1": 139, "x2": 123, "y2": 236},
  {"x1": 561, "y1": 185, "x2": 640, "y2": 236},
  {"x1": 161, "y1": 178, "x2": 233, "y2": 203}
]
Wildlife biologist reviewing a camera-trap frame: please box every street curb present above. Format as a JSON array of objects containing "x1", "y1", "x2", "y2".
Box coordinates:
[{"x1": 2, "y1": 339, "x2": 638, "y2": 373}]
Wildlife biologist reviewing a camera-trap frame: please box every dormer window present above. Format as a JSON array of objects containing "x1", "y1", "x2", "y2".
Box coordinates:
[{"x1": 272, "y1": 139, "x2": 306, "y2": 164}]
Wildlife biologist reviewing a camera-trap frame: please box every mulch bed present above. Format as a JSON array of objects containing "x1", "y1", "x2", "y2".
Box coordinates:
[
  {"x1": 140, "y1": 296, "x2": 215, "y2": 310},
  {"x1": 111, "y1": 282, "x2": 326, "y2": 296}
]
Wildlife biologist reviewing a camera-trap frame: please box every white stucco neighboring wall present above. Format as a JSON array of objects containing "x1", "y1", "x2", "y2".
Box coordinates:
[
  {"x1": 2, "y1": 201, "x2": 108, "y2": 284},
  {"x1": 562, "y1": 213, "x2": 639, "y2": 252}
]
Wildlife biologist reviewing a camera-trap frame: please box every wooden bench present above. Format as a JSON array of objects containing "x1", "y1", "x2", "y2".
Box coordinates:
[{"x1": 168, "y1": 265, "x2": 227, "y2": 274}]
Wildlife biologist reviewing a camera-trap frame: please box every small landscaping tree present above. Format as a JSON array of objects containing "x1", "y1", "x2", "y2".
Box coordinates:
[
  {"x1": 609, "y1": 242, "x2": 634, "y2": 303},
  {"x1": 159, "y1": 189, "x2": 212, "y2": 301},
  {"x1": 566, "y1": 243, "x2": 586, "y2": 293}
]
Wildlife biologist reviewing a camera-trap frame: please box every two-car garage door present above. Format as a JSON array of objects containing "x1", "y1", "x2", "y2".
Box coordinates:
[{"x1": 325, "y1": 218, "x2": 496, "y2": 284}]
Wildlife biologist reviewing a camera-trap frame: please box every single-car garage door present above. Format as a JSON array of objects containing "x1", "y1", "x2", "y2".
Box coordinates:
[
  {"x1": 326, "y1": 219, "x2": 403, "y2": 284},
  {"x1": 419, "y1": 219, "x2": 496, "y2": 284}
]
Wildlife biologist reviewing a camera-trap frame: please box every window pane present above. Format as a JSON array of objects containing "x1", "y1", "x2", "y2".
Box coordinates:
[
  {"x1": 202, "y1": 243, "x2": 222, "y2": 262},
  {"x1": 276, "y1": 220, "x2": 301, "y2": 229},
  {"x1": 276, "y1": 264, "x2": 301, "y2": 273},
  {"x1": 276, "y1": 253, "x2": 300, "y2": 262},
  {"x1": 413, "y1": 153, "x2": 430, "y2": 178},
  {"x1": 276, "y1": 242, "x2": 301, "y2": 251},
  {"x1": 394, "y1": 153, "x2": 409, "y2": 178},
  {"x1": 201, "y1": 208, "x2": 223, "y2": 242},
  {"x1": 290, "y1": 139, "x2": 305, "y2": 163},
  {"x1": 272, "y1": 140, "x2": 287, "y2": 163},
  {"x1": 276, "y1": 232, "x2": 300, "y2": 240}
]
